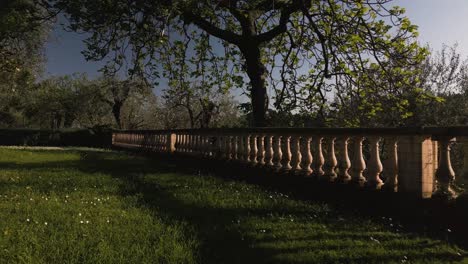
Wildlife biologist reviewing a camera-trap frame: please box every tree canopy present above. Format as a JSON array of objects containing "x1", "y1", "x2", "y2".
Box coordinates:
[{"x1": 46, "y1": 0, "x2": 427, "y2": 127}]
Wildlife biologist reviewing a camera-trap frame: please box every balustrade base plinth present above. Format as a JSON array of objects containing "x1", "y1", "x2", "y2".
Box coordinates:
[
  {"x1": 432, "y1": 186, "x2": 458, "y2": 200},
  {"x1": 350, "y1": 177, "x2": 366, "y2": 188},
  {"x1": 382, "y1": 183, "x2": 398, "y2": 192},
  {"x1": 365, "y1": 180, "x2": 384, "y2": 190},
  {"x1": 336, "y1": 176, "x2": 352, "y2": 184}
]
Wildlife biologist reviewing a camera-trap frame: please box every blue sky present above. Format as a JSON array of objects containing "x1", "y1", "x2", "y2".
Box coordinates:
[{"x1": 44, "y1": 0, "x2": 468, "y2": 79}]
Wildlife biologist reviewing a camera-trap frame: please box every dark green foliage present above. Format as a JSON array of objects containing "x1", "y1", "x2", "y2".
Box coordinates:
[{"x1": 0, "y1": 129, "x2": 112, "y2": 147}]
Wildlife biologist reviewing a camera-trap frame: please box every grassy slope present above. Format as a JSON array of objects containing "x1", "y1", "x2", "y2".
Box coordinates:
[{"x1": 0, "y1": 148, "x2": 466, "y2": 264}]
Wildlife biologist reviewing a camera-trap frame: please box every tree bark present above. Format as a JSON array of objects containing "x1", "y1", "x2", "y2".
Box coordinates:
[
  {"x1": 242, "y1": 45, "x2": 268, "y2": 127},
  {"x1": 112, "y1": 101, "x2": 123, "y2": 129}
]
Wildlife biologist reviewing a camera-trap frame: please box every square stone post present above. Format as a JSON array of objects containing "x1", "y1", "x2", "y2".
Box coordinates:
[
  {"x1": 398, "y1": 135, "x2": 438, "y2": 198},
  {"x1": 167, "y1": 133, "x2": 177, "y2": 153}
]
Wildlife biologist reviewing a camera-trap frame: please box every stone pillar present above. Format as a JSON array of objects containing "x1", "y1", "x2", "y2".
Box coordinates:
[
  {"x1": 433, "y1": 136, "x2": 456, "y2": 199},
  {"x1": 231, "y1": 135, "x2": 238, "y2": 160},
  {"x1": 273, "y1": 135, "x2": 283, "y2": 171},
  {"x1": 245, "y1": 135, "x2": 251, "y2": 163},
  {"x1": 366, "y1": 136, "x2": 383, "y2": 189},
  {"x1": 462, "y1": 137, "x2": 468, "y2": 183},
  {"x1": 383, "y1": 137, "x2": 399, "y2": 192},
  {"x1": 312, "y1": 136, "x2": 325, "y2": 179},
  {"x1": 257, "y1": 134, "x2": 266, "y2": 166},
  {"x1": 337, "y1": 136, "x2": 351, "y2": 183},
  {"x1": 250, "y1": 134, "x2": 258, "y2": 165},
  {"x1": 398, "y1": 135, "x2": 437, "y2": 198},
  {"x1": 281, "y1": 135, "x2": 292, "y2": 172},
  {"x1": 300, "y1": 136, "x2": 313, "y2": 176},
  {"x1": 167, "y1": 133, "x2": 176, "y2": 153},
  {"x1": 351, "y1": 136, "x2": 366, "y2": 186},
  {"x1": 290, "y1": 136, "x2": 302, "y2": 173},
  {"x1": 323, "y1": 136, "x2": 337, "y2": 182},
  {"x1": 264, "y1": 135, "x2": 274, "y2": 167},
  {"x1": 225, "y1": 135, "x2": 232, "y2": 160}
]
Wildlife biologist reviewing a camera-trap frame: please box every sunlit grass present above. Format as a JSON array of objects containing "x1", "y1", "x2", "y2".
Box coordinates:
[{"x1": 0, "y1": 148, "x2": 466, "y2": 263}]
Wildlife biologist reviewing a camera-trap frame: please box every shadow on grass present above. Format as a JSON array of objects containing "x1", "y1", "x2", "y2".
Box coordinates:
[{"x1": 1, "y1": 149, "x2": 467, "y2": 263}]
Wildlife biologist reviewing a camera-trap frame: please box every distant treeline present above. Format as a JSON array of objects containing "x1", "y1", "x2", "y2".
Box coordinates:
[{"x1": 0, "y1": 129, "x2": 113, "y2": 148}]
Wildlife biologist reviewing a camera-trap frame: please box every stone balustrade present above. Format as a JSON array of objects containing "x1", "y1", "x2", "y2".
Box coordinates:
[{"x1": 112, "y1": 127, "x2": 468, "y2": 199}]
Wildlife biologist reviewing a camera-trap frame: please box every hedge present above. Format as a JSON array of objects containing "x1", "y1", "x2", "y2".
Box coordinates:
[{"x1": 0, "y1": 129, "x2": 113, "y2": 148}]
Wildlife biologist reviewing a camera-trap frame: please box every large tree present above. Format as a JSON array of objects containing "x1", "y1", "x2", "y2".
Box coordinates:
[{"x1": 49, "y1": 0, "x2": 426, "y2": 127}]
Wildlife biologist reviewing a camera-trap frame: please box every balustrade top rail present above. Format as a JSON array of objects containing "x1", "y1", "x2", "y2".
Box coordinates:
[
  {"x1": 115, "y1": 126, "x2": 467, "y2": 137},
  {"x1": 112, "y1": 126, "x2": 468, "y2": 200}
]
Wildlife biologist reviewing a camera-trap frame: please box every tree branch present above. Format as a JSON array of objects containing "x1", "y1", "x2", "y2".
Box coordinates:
[{"x1": 184, "y1": 12, "x2": 241, "y2": 46}]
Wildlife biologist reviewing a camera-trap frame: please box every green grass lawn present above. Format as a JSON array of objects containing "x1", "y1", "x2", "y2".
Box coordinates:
[{"x1": 0, "y1": 148, "x2": 466, "y2": 264}]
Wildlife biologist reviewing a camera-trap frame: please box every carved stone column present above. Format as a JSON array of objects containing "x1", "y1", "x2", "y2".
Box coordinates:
[
  {"x1": 462, "y1": 137, "x2": 468, "y2": 183},
  {"x1": 245, "y1": 135, "x2": 251, "y2": 163},
  {"x1": 225, "y1": 135, "x2": 232, "y2": 160},
  {"x1": 366, "y1": 136, "x2": 383, "y2": 189},
  {"x1": 312, "y1": 136, "x2": 325, "y2": 179},
  {"x1": 231, "y1": 135, "x2": 238, "y2": 160},
  {"x1": 273, "y1": 135, "x2": 283, "y2": 171},
  {"x1": 323, "y1": 137, "x2": 337, "y2": 182},
  {"x1": 281, "y1": 135, "x2": 292, "y2": 172},
  {"x1": 300, "y1": 136, "x2": 313, "y2": 176},
  {"x1": 257, "y1": 134, "x2": 266, "y2": 166},
  {"x1": 351, "y1": 136, "x2": 366, "y2": 186},
  {"x1": 290, "y1": 136, "x2": 302, "y2": 173},
  {"x1": 433, "y1": 136, "x2": 457, "y2": 199},
  {"x1": 250, "y1": 134, "x2": 258, "y2": 165},
  {"x1": 337, "y1": 136, "x2": 351, "y2": 183},
  {"x1": 383, "y1": 137, "x2": 399, "y2": 192},
  {"x1": 264, "y1": 135, "x2": 274, "y2": 167}
]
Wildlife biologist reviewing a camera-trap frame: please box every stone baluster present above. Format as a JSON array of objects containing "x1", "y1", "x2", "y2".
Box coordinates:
[
  {"x1": 214, "y1": 135, "x2": 220, "y2": 158},
  {"x1": 174, "y1": 134, "x2": 179, "y2": 152},
  {"x1": 201, "y1": 135, "x2": 207, "y2": 157},
  {"x1": 185, "y1": 135, "x2": 189, "y2": 153},
  {"x1": 237, "y1": 135, "x2": 244, "y2": 162},
  {"x1": 257, "y1": 134, "x2": 266, "y2": 166},
  {"x1": 281, "y1": 135, "x2": 292, "y2": 172},
  {"x1": 433, "y1": 136, "x2": 456, "y2": 199},
  {"x1": 193, "y1": 134, "x2": 197, "y2": 153},
  {"x1": 273, "y1": 135, "x2": 283, "y2": 171},
  {"x1": 250, "y1": 134, "x2": 258, "y2": 165},
  {"x1": 225, "y1": 135, "x2": 232, "y2": 160},
  {"x1": 312, "y1": 136, "x2": 325, "y2": 179},
  {"x1": 219, "y1": 136, "x2": 226, "y2": 159},
  {"x1": 189, "y1": 134, "x2": 194, "y2": 153},
  {"x1": 337, "y1": 136, "x2": 351, "y2": 183},
  {"x1": 157, "y1": 135, "x2": 161, "y2": 151},
  {"x1": 198, "y1": 135, "x2": 205, "y2": 157},
  {"x1": 264, "y1": 135, "x2": 274, "y2": 167},
  {"x1": 463, "y1": 137, "x2": 468, "y2": 183},
  {"x1": 231, "y1": 135, "x2": 238, "y2": 160},
  {"x1": 290, "y1": 136, "x2": 302, "y2": 173},
  {"x1": 366, "y1": 136, "x2": 383, "y2": 189},
  {"x1": 383, "y1": 137, "x2": 399, "y2": 192},
  {"x1": 323, "y1": 137, "x2": 337, "y2": 181},
  {"x1": 300, "y1": 136, "x2": 313, "y2": 176},
  {"x1": 181, "y1": 135, "x2": 186, "y2": 153},
  {"x1": 245, "y1": 135, "x2": 251, "y2": 163},
  {"x1": 206, "y1": 135, "x2": 211, "y2": 156},
  {"x1": 351, "y1": 136, "x2": 366, "y2": 186},
  {"x1": 186, "y1": 134, "x2": 191, "y2": 153}
]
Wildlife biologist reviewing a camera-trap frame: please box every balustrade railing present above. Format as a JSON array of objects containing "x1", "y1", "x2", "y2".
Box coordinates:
[{"x1": 112, "y1": 127, "x2": 468, "y2": 199}]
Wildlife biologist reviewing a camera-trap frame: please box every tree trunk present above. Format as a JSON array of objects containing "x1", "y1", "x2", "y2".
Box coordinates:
[
  {"x1": 243, "y1": 45, "x2": 268, "y2": 127},
  {"x1": 112, "y1": 101, "x2": 123, "y2": 129}
]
